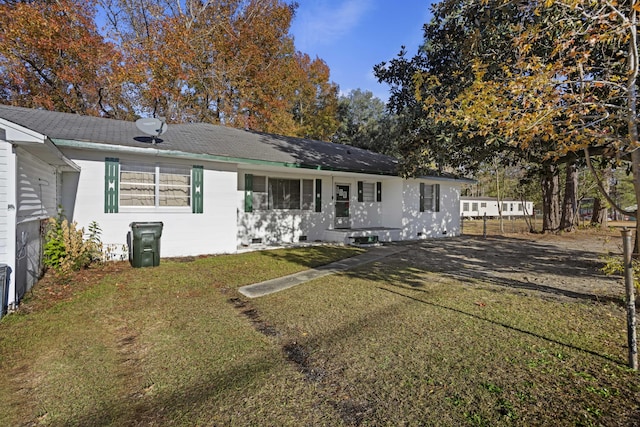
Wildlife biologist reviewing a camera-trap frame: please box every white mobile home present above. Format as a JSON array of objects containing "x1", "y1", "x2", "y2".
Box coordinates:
[
  {"x1": 460, "y1": 197, "x2": 534, "y2": 219},
  {"x1": 0, "y1": 105, "x2": 472, "y2": 311}
]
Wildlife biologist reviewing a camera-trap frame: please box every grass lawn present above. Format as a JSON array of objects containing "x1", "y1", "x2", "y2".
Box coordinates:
[{"x1": 0, "y1": 242, "x2": 639, "y2": 426}]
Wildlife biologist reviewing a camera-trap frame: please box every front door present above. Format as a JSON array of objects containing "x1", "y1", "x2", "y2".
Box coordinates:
[{"x1": 335, "y1": 184, "x2": 351, "y2": 228}]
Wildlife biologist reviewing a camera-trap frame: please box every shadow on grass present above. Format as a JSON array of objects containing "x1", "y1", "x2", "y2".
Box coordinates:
[
  {"x1": 417, "y1": 235, "x2": 614, "y2": 278},
  {"x1": 260, "y1": 245, "x2": 365, "y2": 269},
  {"x1": 378, "y1": 286, "x2": 624, "y2": 366},
  {"x1": 350, "y1": 236, "x2": 629, "y2": 307},
  {"x1": 66, "y1": 350, "x2": 281, "y2": 426}
]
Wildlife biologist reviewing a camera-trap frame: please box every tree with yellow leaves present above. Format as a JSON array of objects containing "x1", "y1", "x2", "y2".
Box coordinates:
[
  {"x1": 425, "y1": 0, "x2": 640, "y2": 247},
  {"x1": 0, "y1": 0, "x2": 134, "y2": 118},
  {"x1": 99, "y1": 0, "x2": 338, "y2": 138}
]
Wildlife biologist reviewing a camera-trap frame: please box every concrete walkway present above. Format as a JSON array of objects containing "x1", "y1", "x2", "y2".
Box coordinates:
[{"x1": 238, "y1": 244, "x2": 408, "y2": 298}]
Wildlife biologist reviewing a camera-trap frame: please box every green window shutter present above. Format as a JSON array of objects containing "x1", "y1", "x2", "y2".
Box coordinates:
[
  {"x1": 244, "y1": 174, "x2": 253, "y2": 213},
  {"x1": 192, "y1": 166, "x2": 204, "y2": 214},
  {"x1": 104, "y1": 157, "x2": 119, "y2": 213},
  {"x1": 357, "y1": 181, "x2": 363, "y2": 202},
  {"x1": 419, "y1": 183, "x2": 425, "y2": 212},
  {"x1": 435, "y1": 184, "x2": 440, "y2": 212},
  {"x1": 315, "y1": 179, "x2": 322, "y2": 212},
  {"x1": 376, "y1": 182, "x2": 382, "y2": 202}
]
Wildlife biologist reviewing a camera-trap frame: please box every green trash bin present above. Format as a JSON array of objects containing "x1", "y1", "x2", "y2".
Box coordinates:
[{"x1": 129, "y1": 222, "x2": 163, "y2": 268}]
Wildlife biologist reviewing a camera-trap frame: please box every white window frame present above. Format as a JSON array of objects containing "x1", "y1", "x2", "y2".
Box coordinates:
[
  {"x1": 420, "y1": 183, "x2": 439, "y2": 212},
  {"x1": 252, "y1": 176, "x2": 315, "y2": 211},
  {"x1": 362, "y1": 182, "x2": 375, "y2": 202},
  {"x1": 119, "y1": 163, "x2": 191, "y2": 211}
]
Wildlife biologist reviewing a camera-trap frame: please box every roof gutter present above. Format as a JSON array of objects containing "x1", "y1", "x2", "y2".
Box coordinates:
[{"x1": 418, "y1": 175, "x2": 477, "y2": 184}]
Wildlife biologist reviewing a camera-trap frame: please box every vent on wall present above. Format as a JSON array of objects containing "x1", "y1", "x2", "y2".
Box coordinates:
[
  {"x1": 251, "y1": 238, "x2": 263, "y2": 244},
  {"x1": 299, "y1": 235, "x2": 307, "y2": 242},
  {"x1": 352, "y1": 235, "x2": 378, "y2": 245}
]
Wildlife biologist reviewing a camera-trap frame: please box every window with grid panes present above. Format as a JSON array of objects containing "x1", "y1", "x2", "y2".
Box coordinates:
[
  {"x1": 120, "y1": 164, "x2": 190, "y2": 207},
  {"x1": 362, "y1": 182, "x2": 375, "y2": 202}
]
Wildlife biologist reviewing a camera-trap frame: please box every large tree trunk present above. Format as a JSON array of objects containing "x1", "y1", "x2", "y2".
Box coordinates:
[
  {"x1": 560, "y1": 161, "x2": 578, "y2": 231},
  {"x1": 602, "y1": 169, "x2": 610, "y2": 229},
  {"x1": 541, "y1": 163, "x2": 560, "y2": 232},
  {"x1": 591, "y1": 197, "x2": 606, "y2": 226},
  {"x1": 628, "y1": 12, "x2": 640, "y2": 255},
  {"x1": 590, "y1": 169, "x2": 610, "y2": 227}
]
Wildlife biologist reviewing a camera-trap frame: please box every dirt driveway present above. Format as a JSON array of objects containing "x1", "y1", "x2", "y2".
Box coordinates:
[{"x1": 396, "y1": 231, "x2": 627, "y2": 305}]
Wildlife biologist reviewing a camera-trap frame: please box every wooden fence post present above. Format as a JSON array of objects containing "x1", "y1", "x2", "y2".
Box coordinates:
[
  {"x1": 483, "y1": 213, "x2": 487, "y2": 239},
  {"x1": 621, "y1": 228, "x2": 638, "y2": 370}
]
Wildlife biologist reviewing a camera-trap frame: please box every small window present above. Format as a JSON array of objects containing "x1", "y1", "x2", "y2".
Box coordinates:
[
  {"x1": 420, "y1": 183, "x2": 440, "y2": 212},
  {"x1": 472, "y1": 202, "x2": 478, "y2": 211},
  {"x1": 362, "y1": 182, "x2": 375, "y2": 202},
  {"x1": 502, "y1": 203, "x2": 507, "y2": 211},
  {"x1": 463, "y1": 202, "x2": 469, "y2": 212},
  {"x1": 518, "y1": 203, "x2": 523, "y2": 211},
  {"x1": 510, "y1": 203, "x2": 514, "y2": 212},
  {"x1": 480, "y1": 202, "x2": 486, "y2": 208}
]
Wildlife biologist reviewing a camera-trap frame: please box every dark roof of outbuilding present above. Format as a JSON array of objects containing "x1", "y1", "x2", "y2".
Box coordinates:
[{"x1": 0, "y1": 104, "x2": 398, "y2": 175}]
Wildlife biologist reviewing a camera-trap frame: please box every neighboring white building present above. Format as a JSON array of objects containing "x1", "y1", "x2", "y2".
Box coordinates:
[
  {"x1": 0, "y1": 105, "x2": 473, "y2": 310},
  {"x1": 460, "y1": 197, "x2": 534, "y2": 218}
]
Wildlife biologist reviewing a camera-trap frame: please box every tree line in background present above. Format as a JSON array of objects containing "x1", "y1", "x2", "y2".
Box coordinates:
[{"x1": 2, "y1": 0, "x2": 639, "y2": 241}]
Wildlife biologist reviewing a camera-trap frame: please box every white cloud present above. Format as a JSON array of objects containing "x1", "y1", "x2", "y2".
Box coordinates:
[{"x1": 293, "y1": 0, "x2": 373, "y2": 50}]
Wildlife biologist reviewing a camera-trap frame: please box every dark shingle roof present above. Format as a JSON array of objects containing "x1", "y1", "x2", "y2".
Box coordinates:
[{"x1": 0, "y1": 105, "x2": 398, "y2": 175}]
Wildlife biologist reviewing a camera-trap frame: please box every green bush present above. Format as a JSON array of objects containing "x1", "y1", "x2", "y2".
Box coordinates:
[
  {"x1": 601, "y1": 255, "x2": 640, "y2": 292},
  {"x1": 43, "y1": 214, "x2": 102, "y2": 279}
]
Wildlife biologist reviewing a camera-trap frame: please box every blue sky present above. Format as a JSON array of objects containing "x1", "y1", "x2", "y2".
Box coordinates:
[{"x1": 290, "y1": 0, "x2": 435, "y2": 102}]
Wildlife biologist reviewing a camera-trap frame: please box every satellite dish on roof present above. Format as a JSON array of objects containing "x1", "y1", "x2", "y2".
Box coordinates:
[{"x1": 135, "y1": 117, "x2": 167, "y2": 144}]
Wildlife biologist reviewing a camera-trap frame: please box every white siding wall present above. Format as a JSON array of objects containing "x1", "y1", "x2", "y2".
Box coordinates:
[
  {"x1": 0, "y1": 141, "x2": 12, "y2": 266},
  {"x1": 0, "y1": 145, "x2": 59, "y2": 307},
  {"x1": 61, "y1": 149, "x2": 239, "y2": 258},
  {"x1": 16, "y1": 148, "x2": 58, "y2": 222},
  {"x1": 401, "y1": 179, "x2": 461, "y2": 239},
  {"x1": 1, "y1": 139, "x2": 17, "y2": 308}
]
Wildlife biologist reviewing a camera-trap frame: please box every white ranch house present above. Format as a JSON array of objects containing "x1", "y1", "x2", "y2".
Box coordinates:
[
  {"x1": 460, "y1": 197, "x2": 534, "y2": 219},
  {"x1": 0, "y1": 105, "x2": 472, "y2": 311}
]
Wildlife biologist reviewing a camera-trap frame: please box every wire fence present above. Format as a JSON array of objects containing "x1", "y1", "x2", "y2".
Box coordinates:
[
  {"x1": 461, "y1": 215, "x2": 637, "y2": 237},
  {"x1": 460, "y1": 216, "x2": 540, "y2": 236}
]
